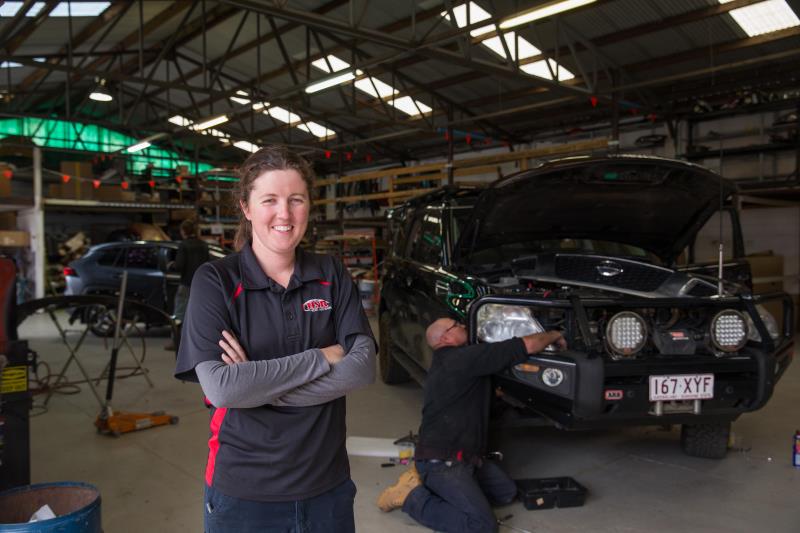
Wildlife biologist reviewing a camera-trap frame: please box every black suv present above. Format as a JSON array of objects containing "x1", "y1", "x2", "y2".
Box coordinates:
[{"x1": 379, "y1": 155, "x2": 794, "y2": 458}]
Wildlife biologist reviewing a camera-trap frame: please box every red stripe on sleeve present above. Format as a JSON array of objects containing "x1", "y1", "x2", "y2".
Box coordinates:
[{"x1": 205, "y1": 407, "x2": 228, "y2": 486}]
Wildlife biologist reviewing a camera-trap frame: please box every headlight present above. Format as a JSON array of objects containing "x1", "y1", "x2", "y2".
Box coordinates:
[
  {"x1": 746, "y1": 304, "x2": 781, "y2": 342},
  {"x1": 605, "y1": 311, "x2": 647, "y2": 358},
  {"x1": 710, "y1": 310, "x2": 748, "y2": 352},
  {"x1": 476, "y1": 304, "x2": 543, "y2": 343}
]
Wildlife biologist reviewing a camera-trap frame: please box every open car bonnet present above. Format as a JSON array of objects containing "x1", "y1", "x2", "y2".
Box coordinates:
[{"x1": 456, "y1": 155, "x2": 737, "y2": 264}]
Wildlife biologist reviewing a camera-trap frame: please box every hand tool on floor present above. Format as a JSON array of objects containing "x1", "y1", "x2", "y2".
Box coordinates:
[
  {"x1": 497, "y1": 514, "x2": 533, "y2": 533},
  {"x1": 95, "y1": 271, "x2": 178, "y2": 436}
]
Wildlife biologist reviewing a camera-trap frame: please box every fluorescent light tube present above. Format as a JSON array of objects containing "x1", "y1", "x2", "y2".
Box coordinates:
[
  {"x1": 127, "y1": 141, "x2": 151, "y2": 153},
  {"x1": 500, "y1": 0, "x2": 595, "y2": 29},
  {"x1": 306, "y1": 71, "x2": 357, "y2": 94},
  {"x1": 192, "y1": 115, "x2": 229, "y2": 131}
]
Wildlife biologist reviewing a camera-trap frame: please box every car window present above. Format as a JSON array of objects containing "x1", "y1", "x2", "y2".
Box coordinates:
[
  {"x1": 409, "y1": 212, "x2": 443, "y2": 265},
  {"x1": 391, "y1": 208, "x2": 414, "y2": 258},
  {"x1": 124, "y1": 246, "x2": 159, "y2": 269},
  {"x1": 95, "y1": 248, "x2": 121, "y2": 267},
  {"x1": 450, "y1": 207, "x2": 473, "y2": 250}
]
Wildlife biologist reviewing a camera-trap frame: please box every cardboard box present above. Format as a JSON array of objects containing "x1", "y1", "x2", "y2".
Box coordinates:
[
  {"x1": 49, "y1": 179, "x2": 93, "y2": 200},
  {"x1": 747, "y1": 253, "x2": 783, "y2": 281},
  {"x1": 746, "y1": 253, "x2": 788, "y2": 332},
  {"x1": 0, "y1": 212, "x2": 16, "y2": 230},
  {"x1": 170, "y1": 209, "x2": 195, "y2": 221},
  {"x1": 0, "y1": 230, "x2": 29, "y2": 247},
  {"x1": 747, "y1": 253, "x2": 783, "y2": 293},
  {"x1": 60, "y1": 161, "x2": 93, "y2": 179},
  {"x1": 94, "y1": 188, "x2": 136, "y2": 202}
]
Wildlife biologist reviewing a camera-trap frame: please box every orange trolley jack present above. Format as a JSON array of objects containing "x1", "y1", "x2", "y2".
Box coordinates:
[
  {"x1": 95, "y1": 408, "x2": 178, "y2": 437},
  {"x1": 94, "y1": 272, "x2": 179, "y2": 437}
]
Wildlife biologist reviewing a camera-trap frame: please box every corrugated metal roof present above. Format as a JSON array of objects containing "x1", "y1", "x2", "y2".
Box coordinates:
[{"x1": 1, "y1": 0, "x2": 797, "y2": 167}]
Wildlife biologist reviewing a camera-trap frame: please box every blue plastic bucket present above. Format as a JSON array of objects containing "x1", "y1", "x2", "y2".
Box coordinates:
[{"x1": 0, "y1": 482, "x2": 101, "y2": 532}]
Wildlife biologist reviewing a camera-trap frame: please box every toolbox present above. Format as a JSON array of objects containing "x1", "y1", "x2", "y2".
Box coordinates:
[{"x1": 516, "y1": 477, "x2": 588, "y2": 510}]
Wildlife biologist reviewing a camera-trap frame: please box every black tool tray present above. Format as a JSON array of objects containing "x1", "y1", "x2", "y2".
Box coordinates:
[{"x1": 516, "y1": 477, "x2": 587, "y2": 510}]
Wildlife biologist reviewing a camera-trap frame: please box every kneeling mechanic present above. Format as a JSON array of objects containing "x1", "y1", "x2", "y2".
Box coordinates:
[{"x1": 378, "y1": 317, "x2": 566, "y2": 533}]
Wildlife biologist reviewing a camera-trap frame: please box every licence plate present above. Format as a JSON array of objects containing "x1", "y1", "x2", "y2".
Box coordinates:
[{"x1": 649, "y1": 374, "x2": 714, "y2": 401}]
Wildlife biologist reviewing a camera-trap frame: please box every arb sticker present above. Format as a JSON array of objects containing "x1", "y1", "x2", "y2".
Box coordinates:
[
  {"x1": 303, "y1": 299, "x2": 332, "y2": 312},
  {"x1": 604, "y1": 389, "x2": 624, "y2": 401}
]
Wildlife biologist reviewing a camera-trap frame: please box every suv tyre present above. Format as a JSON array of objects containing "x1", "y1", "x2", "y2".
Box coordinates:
[
  {"x1": 379, "y1": 312, "x2": 410, "y2": 384},
  {"x1": 681, "y1": 422, "x2": 730, "y2": 459}
]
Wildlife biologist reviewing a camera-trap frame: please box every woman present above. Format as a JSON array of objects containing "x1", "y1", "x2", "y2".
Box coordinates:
[{"x1": 175, "y1": 145, "x2": 376, "y2": 532}]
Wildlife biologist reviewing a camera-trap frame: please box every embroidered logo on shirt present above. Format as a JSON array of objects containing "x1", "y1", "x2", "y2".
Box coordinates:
[{"x1": 303, "y1": 299, "x2": 332, "y2": 312}]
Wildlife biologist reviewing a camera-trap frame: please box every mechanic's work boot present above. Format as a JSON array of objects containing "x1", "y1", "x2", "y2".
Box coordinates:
[{"x1": 377, "y1": 465, "x2": 421, "y2": 512}]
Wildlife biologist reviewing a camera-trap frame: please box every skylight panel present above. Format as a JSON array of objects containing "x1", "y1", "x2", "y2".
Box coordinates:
[
  {"x1": 168, "y1": 115, "x2": 193, "y2": 127},
  {"x1": 234, "y1": 141, "x2": 260, "y2": 153},
  {"x1": 266, "y1": 106, "x2": 302, "y2": 124},
  {"x1": 0, "y1": 2, "x2": 44, "y2": 16},
  {"x1": 311, "y1": 55, "x2": 351, "y2": 73},
  {"x1": 202, "y1": 128, "x2": 230, "y2": 139},
  {"x1": 0, "y1": 61, "x2": 22, "y2": 68},
  {"x1": 1, "y1": 2, "x2": 110, "y2": 17},
  {"x1": 50, "y1": 2, "x2": 111, "y2": 17},
  {"x1": 309, "y1": 53, "x2": 427, "y2": 113},
  {"x1": 718, "y1": 0, "x2": 799, "y2": 37},
  {"x1": 390, "y1": 96, "x2": 432, "y2": 116},
  {"x1": 354, "y1": 77, "x2": 398, "y2": 99},
  {"x1": 480, "y1": 33, "x2": 542, "y2": 60},
  {"x1": 296, "y1": 121, "x2": 336, "y2": 139},
  {"x1": 521, "y1": 59, "x2": 575, "y2": 81},
  {"x1": 229, "y1": 90, "x2": 250, "y2": 105},
  {"x1": 444, "y1": 2, "x2": 575, "y2": 83},
  {"x1": 442, "y1": 3, "x2": 495, "y2": 37}
]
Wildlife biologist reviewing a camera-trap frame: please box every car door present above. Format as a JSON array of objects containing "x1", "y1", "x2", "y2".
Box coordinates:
[
  {"x1": 160, "y1": 245, "x2": 181, "y2": 316},
  {"x1": 121, "y1": 244, "x2": 164, "y2": 310},
  {"x1": 404, "y1": 208, "x2": 452, "y2": 371},
  {"x1": 382, "y1": 208, "x2": 416, "y2": 356},
  {"x1": 84, "y1": 246, "x2": 125, "y2": 293}
]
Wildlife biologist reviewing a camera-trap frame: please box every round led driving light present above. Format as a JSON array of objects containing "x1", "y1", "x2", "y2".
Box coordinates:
[
  {"x1": 605, "y1": 311, "x2": 647, "y2": 358},
  {"x1": 541, "y1": 367, "x2": 564, "y2": 387},
  {"x1": 710, "y1": 309, "x2": 748, "y2": 352}
]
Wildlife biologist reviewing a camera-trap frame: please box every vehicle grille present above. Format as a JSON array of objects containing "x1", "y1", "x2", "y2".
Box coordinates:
[{"x1": 555, "y1": 255, "x2": 670, "y2": 292}]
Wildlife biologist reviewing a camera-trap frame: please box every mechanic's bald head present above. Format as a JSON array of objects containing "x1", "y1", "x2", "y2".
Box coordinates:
[{"x1": 426, "y1": 318, "x2": 468, "y2": 350}]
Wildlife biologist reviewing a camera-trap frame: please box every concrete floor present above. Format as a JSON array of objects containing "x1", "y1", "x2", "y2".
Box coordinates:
[{"x1": 18, "y1": 311, "x2": 800, "y2": 532}]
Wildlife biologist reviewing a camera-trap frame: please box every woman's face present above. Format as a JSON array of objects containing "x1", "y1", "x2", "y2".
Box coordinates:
[{"x1": 241, "y1": 168, "x2": 310, "y2": 257}]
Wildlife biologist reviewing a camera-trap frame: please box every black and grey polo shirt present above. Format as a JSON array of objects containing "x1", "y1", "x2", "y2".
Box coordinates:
[{"x1": 175, "y1": 244, "x2": 374, "y2": 501}]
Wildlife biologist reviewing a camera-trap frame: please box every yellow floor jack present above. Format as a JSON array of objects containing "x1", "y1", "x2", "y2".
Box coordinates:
[{"x1": 95, "y1": 272, "x2": 179, "y2": 436}]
